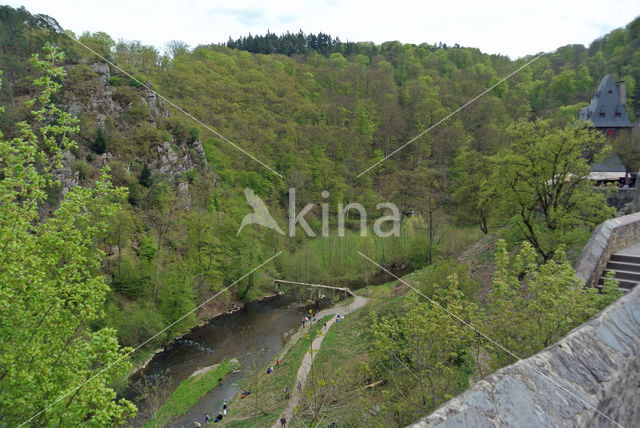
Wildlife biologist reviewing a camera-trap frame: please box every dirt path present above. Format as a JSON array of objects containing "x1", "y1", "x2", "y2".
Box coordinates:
[{"x1": 272, "y1": 295, "x2": 368, "y2": 428}]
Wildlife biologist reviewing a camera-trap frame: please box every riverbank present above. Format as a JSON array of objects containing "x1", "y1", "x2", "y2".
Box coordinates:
[
  {"x1": 215, "y1": 277, "x2": 418, "y2": 427},
  {"x1": 143, "y1": 359, "x2": 236, "y2": 427},
  {"x1": 220, "y1": 295, "x2": 370, "y2": 427},
  {"x1": 128, "y1": 292, "x2": 284, "y2": 377},
  {"x1": 128, "y1": 263, "x2": 414, "y2": 380}
]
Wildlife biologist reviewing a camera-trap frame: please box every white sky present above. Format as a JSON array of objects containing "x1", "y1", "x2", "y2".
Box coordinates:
[{"x1": 5, "y1": 0, "x2": 640, "y2": 59}]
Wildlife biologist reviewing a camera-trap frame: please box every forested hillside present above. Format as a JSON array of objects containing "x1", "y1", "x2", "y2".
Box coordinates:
[
  {"x1": 1, "y1": 4, "x2": 638, "y2": 352},
  {"x1": 1, "y1": 5, "x2": 639, "y2": 425}
]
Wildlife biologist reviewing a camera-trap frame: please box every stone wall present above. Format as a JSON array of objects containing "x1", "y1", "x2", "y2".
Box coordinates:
[
  {"x1": 574, "y1": 212, "x2": 640, "y2": 287},
  {"x1": 410, "y1": 284, "x2": 640, "y2": 427},
  {"x1": 410, "y1": 213, "x2": 640, "y2": 428}
]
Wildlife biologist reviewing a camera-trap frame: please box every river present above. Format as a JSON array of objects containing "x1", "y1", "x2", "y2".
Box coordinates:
[
  {"x1": 127, "y1": 265, "x2": 412, "y2": 427},
  {"x1": 126, "y1": 294, "x2": 311, "y2": 427}
]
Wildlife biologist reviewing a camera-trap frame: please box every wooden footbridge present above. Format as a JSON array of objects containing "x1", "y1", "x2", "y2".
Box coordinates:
[{"x1": 273, "y1": 279, "x2": 355, "y2": 299}]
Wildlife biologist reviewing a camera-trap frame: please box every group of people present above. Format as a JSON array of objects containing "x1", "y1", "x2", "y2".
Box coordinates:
[
  {"x1": 196, "y1": 400, "x2": 228, "y2": 426},
  {"x1": 302, "y1": 308, "x2": 319, "y2": 328},
  {"x1": 266, "y1": 357, "x2": 281, "y2": 375}
]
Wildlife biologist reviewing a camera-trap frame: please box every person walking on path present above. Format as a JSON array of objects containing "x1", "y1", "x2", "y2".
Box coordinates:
[
  {"x1": 280, "y1": 416, "x2": 287, "y2": 427},
  {"x1": 276, "y1": 358, "x2": 280, "y2": 366},
  {"x1": 273, "y1": 295, "x2": 368, "y2": 428}
]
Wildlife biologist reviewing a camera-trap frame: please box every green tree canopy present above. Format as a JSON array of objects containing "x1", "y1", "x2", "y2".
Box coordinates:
[
  {"x1": 0, "y1": 44, "x2": 135, "y2": 426},
  {"x1": 492, "y1": 120, "x2": 615, "y2": 260}
]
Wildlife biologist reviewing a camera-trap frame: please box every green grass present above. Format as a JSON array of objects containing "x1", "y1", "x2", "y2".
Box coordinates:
[
  {"x1": 224, "y1": 317, "x2": 331, "y2": 427},
  {"x1": 223, "y1": 281, "x2": 412, "y2": 427},
  {"x1": 315, "y1": 282, "x2": 408, "y2": 374},
  {"x1": 144, "y1": 359, "x2": 234, "y2": 427}
]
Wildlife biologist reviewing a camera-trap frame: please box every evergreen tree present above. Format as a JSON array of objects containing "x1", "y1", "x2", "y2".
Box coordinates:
[
  {"x1": 91, "y1": 126, "x2": 107, "y2": 154},
  {"x1": 139, "y1": 163, "x2": 152, "y2": 187}
]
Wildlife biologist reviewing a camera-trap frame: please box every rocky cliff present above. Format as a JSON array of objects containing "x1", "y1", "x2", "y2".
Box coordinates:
[{"x1": 52, "y1": 61, "x2": 217, "y2": 198}]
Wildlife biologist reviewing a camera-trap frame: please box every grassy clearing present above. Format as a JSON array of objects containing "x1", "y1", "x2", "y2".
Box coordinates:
[
  {"x1": 144, "y1": 360, "x2": 234, "y2": 427},
  {"x1": 315, "y1": 282, "x2": 408, "y2": 375},
  {"x1": 280, "y1": 216, "x2": 484, "y2": 288},
  {"x1": 223, "y1": 317, "x2": 331, "y2": 427}
]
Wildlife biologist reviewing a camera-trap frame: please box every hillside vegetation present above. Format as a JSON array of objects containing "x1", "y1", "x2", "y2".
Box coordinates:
[{"x1": 1, "y1": 5, "x2": 639, "y2": 426}]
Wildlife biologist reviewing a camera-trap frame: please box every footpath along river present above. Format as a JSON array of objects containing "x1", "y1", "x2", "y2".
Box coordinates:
[
  {"x1": 127, "y1": 265, "x2": 412, "y2": 427},
  {"x1": 126, "y1": 295, "x2": 309, "y2": 426}
]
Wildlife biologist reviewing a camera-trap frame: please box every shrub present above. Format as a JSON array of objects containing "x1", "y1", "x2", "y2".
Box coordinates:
[
  {"x1": 112, "y1": 85, "x2": 139, "y2": 105},
  {"x1": 111, "y1": 303, "x2": 165, "y2": 348},
  {"x1": 125, "y1": 98, "x2": 151, "y2": 122},
  {"x1": 127, "y1": 182, "x2": 142, "y2": 206},
  {"x1": 90, "y1": 127, "x2": 108, "y2": 154},
  {"x1": 189, "y1": 125, "x2": 200, "y2": 142},
  {"x1": 108, "y1": 160, "x2": 132, "y2": 187},
  {"x1": 160, "y1": 116, "x2": 190, "y2": 144},
  {"x1": 129, "y1": 75, "x2": 146, "y2": 88},
  {"x1": 137, "y1": 235, "x2": 157, "y2": 261},
  {"x1": 108, "y1": 75, "x2": 123, "y2": 86},
  {"x1": 183, "y1": 169, "x2": 197, "y2": 183},
  {"x1": 72, "y1": 159, "x2": 95, "y2": 183},
  {"x1": 130, "y1": 122, "x2": 164, "y2": 154},
  {"x1": 64, "y1": 65, "x2": 99, "y2": 102},
  {"x1": 139, "y1": 163, "x2": 152, "y2": 187}
]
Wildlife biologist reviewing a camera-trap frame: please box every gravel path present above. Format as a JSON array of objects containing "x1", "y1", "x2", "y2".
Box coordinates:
[{"x1": 272, "y1": 295, "x2": 368, "y2": 428}]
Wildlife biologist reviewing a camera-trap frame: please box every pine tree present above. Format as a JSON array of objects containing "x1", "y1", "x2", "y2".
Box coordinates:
[{"x1": 139, "y1": 163, "x2": 152, "y2": 187}]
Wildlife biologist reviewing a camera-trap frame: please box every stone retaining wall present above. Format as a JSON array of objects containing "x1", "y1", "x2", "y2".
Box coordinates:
[
  {"x1": 410, "y1": 284, "x2": 640, "y2": 427},
  {"x1": 574, "y1": 212, "x2": 640, "y2": 287},
  {"x1": 410, "y1": 213, "x2": 640, "y2": 428}
]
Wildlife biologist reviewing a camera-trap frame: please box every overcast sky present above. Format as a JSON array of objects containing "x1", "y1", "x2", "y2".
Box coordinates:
[{"x1": 6, "y1": 0, "x2": 640, "y2": 58}]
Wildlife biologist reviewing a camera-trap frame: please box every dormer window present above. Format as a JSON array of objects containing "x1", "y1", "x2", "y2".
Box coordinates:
[
  {"x1": 600, "y1": 110, "x2": 605, "y2": 118},
  {"x1": 615, "y1": 109, "x2": 621, "y2": 117},
  {"x1": 608, "y1": 89, "x2": 613, "y2": 94}
]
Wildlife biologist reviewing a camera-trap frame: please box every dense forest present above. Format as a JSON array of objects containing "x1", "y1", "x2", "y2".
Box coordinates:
[{"x1": 1, "y1": 4, "x2": 640, "y2": 426}]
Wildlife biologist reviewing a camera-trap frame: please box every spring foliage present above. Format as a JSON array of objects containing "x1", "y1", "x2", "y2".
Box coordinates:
[{"x1": 0, "y1": 44, "x2": 135, "y2": 426}]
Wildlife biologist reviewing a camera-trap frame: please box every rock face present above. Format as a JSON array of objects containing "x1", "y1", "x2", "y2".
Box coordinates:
[
  {"x1": 152, "y1": 140, "x2": 212, "y2": 180},
  {"x1": 410, "y1": 284, "x2": 640, "y2": 428},
  {"x1": 52, "y1": 150, "x2": 79, "y2": 196},
  {"x1": 56, "y1": 61, "x2": 218, "y2": 199},
  {"x1": 144, "y1": 87, "x2": 169, "y2": 122}
]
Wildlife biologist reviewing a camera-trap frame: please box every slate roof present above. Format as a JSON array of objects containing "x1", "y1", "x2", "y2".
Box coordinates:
[
  {"x1": 578, "y1": 75, "x2": 632, "y2": 128},
  {"x1": 590, "y1": 153, "x2": 627, "y2": 172}
]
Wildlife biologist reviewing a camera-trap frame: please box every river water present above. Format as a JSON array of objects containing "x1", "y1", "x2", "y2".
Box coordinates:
[
  {"x1": 127, "y1": 295, "x2": 309, "y2": 427},
  {"x1": 127, "y1": 265, "x2": 412, "y2": 427}
]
